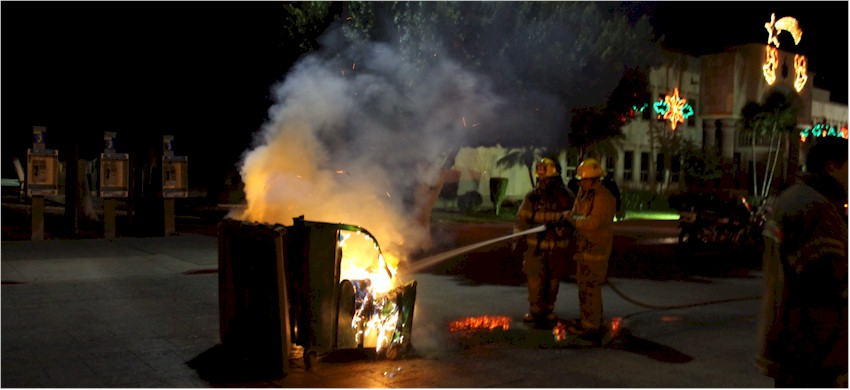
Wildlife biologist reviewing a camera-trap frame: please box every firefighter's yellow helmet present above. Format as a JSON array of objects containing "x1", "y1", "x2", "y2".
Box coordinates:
[
  {"x1": 535, "y1": 157, "x2": 559, "y2": 178},
  {"x1": 576, "y1": 158, "x2": 605, "y2": 180}
]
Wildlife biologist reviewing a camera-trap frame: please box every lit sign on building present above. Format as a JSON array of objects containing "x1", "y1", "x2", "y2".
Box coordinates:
[{"x1": 763, "y1": 13, "x2": 807, "y2": 92}]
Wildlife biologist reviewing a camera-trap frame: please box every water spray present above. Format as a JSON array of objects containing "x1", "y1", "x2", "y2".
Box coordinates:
[{"x1": 407, "y1": 225, "x2": 545, "y2": 273}]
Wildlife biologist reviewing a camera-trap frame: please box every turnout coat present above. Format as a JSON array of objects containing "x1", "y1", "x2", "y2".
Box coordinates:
[{"x1": 755, "y1": 173, "x2": 848, "y2": 384}]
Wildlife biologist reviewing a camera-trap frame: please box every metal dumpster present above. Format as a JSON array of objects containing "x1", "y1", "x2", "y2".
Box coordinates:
[{"x1": 218, "y1": 216, "x2": 416, "y2": 379}]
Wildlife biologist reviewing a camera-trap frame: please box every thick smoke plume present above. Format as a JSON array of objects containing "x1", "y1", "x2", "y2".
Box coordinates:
[{"x1": 233, "y1": 29, "x2": 504, "y2": 260}]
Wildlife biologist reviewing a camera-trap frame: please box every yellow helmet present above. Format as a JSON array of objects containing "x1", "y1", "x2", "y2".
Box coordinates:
[
  {"x1": 535, "y1": 157, "x2": 559, "y2": 178},
  {"x1": 576, "y1": 158, "x2": 605, "y2": 180}
]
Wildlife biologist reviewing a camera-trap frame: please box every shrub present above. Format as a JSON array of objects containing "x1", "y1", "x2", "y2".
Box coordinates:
[
  {"x1": 620, "y1": 190, "x2": 671, "y2": 212},
  {"x1": 457, "y1": 191, "x2": 483, "y2": 213}
]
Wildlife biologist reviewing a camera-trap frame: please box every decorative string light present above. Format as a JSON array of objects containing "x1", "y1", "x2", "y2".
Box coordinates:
[
  {"x1": 763, "y1": 46, "x2": 778, "y2": 85},
  {"x1": 765, "y1": 13, "x2": 803, "y2": 47},
  {"x1": 800, "y1": 123, "x2": 850, "y2": 143},
  {"x1": 663, "y1": 87, "x2": 688, "y2": 130},
  {"x1": 793, "y1": 54, "x2": 808, "y2": 92},
  {"x1": 651, "y1": 92, "x2": 694, "y2": 131},
  {"x1": 653, "y1": 99, "x2": 669, "y2": 116},
  {"x1": 763, "y1": 13, "x2": 807, "y2": 90}
]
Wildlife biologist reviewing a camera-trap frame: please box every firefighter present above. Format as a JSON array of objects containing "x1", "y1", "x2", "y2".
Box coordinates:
[
  {"x1": 561, "y1": 158, "x2": 617, "y2": 344},
  {"x1": 756, "y1": 137, "x2": 848, "y2": 387},
  {"x1": 514, "y1": 157, "x2": 576, "y2": 325}
]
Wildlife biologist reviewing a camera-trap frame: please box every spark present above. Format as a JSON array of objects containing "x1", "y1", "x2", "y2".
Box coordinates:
[
  {"x1": 462, "y1": 117, "x2": 467, "y2": 128},
  {"x1": 386, "y1": 192, "x2": 391, "y2": 198}
]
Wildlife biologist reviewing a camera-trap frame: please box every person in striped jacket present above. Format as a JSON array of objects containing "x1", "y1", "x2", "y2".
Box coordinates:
[
  {"x1": 756, "y1": 137, "x2": 847, "y2": 388},
  {"x1": 514, "y1": 157, "x2": 576, "y2": 325}
]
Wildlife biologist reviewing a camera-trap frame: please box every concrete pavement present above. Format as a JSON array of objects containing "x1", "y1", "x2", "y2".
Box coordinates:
[{"x1": 1, "y1": 225, "x2": 773, "y2": 387}]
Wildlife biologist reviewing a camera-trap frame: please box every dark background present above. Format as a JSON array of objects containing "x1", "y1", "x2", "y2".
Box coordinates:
[{"x1": 3, "y1": 2, "x2": 847, "y2": 197}]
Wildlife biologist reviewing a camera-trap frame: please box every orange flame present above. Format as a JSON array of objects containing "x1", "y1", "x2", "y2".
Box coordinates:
[
  {"x1": 609, "y1": 317, "x2": 622, "y2": 333},
  {"x1": 449, "y1": 315, "x2": 511, "y2": 333}
]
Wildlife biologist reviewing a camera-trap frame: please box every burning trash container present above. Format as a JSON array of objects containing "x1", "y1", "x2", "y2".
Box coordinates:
[{"x1": 218, "y1": 216, "x2": 416, "y2": 379}]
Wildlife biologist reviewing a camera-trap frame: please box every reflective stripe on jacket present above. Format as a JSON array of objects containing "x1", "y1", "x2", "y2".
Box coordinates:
[
  {"x1": 514, "y1": 177, "x2": 575, "y2": 253},
  {"x1": 755, "y1": 174, "x2": 848, "y2": 380},
  {"x1": 566, "y1": 181, "x2": 616, "y2": 262}
]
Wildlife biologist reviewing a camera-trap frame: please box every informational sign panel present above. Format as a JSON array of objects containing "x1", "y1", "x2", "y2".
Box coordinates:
[
  {"x1": 26, "y1": 148, "x2": 59, "y2": 196},
  {"x1": 162, "y1": 155, "x2": 188, "y2": 198},
  {"x1": 100, "y1": 152, "x2": 130, "y2": 198}
]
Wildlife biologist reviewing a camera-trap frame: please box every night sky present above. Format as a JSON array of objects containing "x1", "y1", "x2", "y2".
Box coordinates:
[
  {"x1": 2, "y1": 2, "x2": 847, "y2": 191},
  {"x1": 648, "y1": 1, "x2": 848, "y2": 103}
]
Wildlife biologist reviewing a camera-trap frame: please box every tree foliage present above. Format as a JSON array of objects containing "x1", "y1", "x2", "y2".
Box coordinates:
[
  {"x1": 569, "y1": 66, "x2": 652, "y2": 160},
  {"x1": 680, "y1": 139, "x2": 722, "y2": 182},
  {"x1": 281, "y1": 2, "x2": 339, "y2": 52},
  {"x1": 740, "y1": 90, "x2": 801, "y2": 200},
  {"x1": 282, "y1": 1, "x2": 661, "y2": 149},
  {"x1": 495, "y1": 146, "x2": 555, "y2": 187}
]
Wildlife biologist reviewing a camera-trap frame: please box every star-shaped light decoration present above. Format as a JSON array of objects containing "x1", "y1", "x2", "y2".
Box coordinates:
[
  {"x1": 765, "y1": 13, "x2": 781, "y2": 47},
  {"x1": 663, "y1": 88, "x2": 687, "y2": 131}
]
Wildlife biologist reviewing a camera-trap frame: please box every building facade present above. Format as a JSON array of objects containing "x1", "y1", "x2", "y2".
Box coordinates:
[{"x1": 450, "y1": 44, "x2": 848, "y2": 206}]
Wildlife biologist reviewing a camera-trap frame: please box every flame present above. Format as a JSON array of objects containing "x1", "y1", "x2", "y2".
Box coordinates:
[
  {"x1": 449, "y1": 315, "x2": 511, "y2": 333},
  {"x1": 553, "y1": 321, "x2": 567, "y2": 341},
  {"x1": 337, "y1": 229, "x2": 406, "y2": 352},
  {"x1": 609, "y1": 317, "x2": 622, "y2": 334},
  {"x1": 339, "y1": 230, "x2": 398, "y2": 293}
]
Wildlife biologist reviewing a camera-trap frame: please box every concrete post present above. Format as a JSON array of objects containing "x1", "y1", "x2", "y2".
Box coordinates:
[
  {"x1": 631, "y1": 149, "x2": 641, "y2": 187},
  {"x1": 31, "y1": 196, "x2": 44, "y2": 241},
  {"x1": 104, "y1": 198, "x2": 116, "y2": 239},
  {"x1": 720, "y1": 119, "x2": 737, "y2": 163},
  {"x1": 163, "y1": 135, "x2": 176, "y2": 236},
  {"x1": 164, "y1": 198, "x2": 175, "y2": 236}
]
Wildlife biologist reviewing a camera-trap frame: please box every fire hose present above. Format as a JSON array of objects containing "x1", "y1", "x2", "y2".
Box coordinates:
[
  {"x1": 410, "y1": 225, "x2": 760, "y2": 312},
  {"x1": 605, "y1": 278, "x2": 760, "y2": 312},
  {"x1": 407, "y1": 224, "x2": 546, "y2": 274}
]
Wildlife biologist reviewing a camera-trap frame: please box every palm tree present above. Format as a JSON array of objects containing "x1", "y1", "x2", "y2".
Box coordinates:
[
  {"x1": 740, "y1": 91, "x2": 800, "y2": 202},
  {"x1": 495, "y1": 146, "x2": 551, "y2": 187}
]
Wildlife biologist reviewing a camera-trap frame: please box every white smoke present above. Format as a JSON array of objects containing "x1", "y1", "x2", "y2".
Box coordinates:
[{"x1": 235, "y1": 33, "x2": 505, "y2": 259}]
